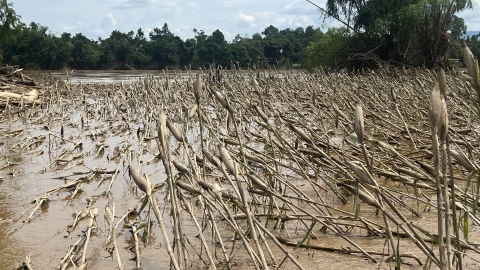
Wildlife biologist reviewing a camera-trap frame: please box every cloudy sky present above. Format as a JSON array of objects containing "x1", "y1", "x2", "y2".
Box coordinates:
[{"x1": 12, "y1": 0, "x2": 480, "y2": 42}]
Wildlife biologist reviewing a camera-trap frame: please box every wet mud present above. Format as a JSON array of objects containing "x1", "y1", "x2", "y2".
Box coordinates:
[{"x1": 1, "y1": 69, "x2": 480, "y2": 269}]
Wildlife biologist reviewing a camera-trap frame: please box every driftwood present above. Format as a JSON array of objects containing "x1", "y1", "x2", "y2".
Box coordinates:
[
  {"x1": 0, "y1": 65, "x2": 40, "y2": 106},
  {"x1": 0, "y1": 89, "x2": 40, "y2": 104},
  {"x1": 0, "y1": 66, "x2": 18, "y2": 75}
]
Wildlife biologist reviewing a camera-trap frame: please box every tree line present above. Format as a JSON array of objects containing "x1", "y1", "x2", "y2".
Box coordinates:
[
  {"x1": 0, "y1": 20, "x2": 318, "y2": 70},
  {"x1": 1, "y1": 0, "x2": 479, "y2": 70}
]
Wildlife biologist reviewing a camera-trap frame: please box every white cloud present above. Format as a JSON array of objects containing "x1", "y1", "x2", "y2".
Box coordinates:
[
  {"x1": 457, "y1": 0, "x2": 480, "y2": 31},
  {"x1": 186, "y1": 3, "x2": 198, "y2": 8},
  {"x1": 113, "y1": 0, "x2": 159, "y2": 9},
  {"x1": 165, "y1": 2, "x2": 180, "y2": 11},
  {"x1": 254, "y1": 11, "x2": 276, "y2": 20},
  {"x1": 282, "y1": 0, "x2": 320, "y2": 15},
  {"x1": 236, "y1": 12, "x2": 256, "y2": 27},
  {"x1": 222, "y1": 30, "x2": 232, "y2": 41},
  {"x1": 172, "y1": 25, "x2": 193, "y2": 38},
  {"x1": 236, "y1": 11, "x2": 315, "y2": 33},
  {"x1": 59, "y1": 22, "x2": 96, "y2": 37},
  {"x1": 58, "y1": 13, "x2": 117, "y2": 38},
  {"x1": 100, "y1": 13, "x2": 116, "y2": 34}
]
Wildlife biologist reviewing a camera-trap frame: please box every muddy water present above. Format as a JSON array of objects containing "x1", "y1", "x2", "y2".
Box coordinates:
[
  {"x1": 2, "y1": 106, "x2": 479, "y2": 270},
  {"x1": 24, "y1": 69, "x2": 294, "y2": 84},
  {"x1": 25, "y1": 70, "x2": 168, "y2": 84},
  {"x1": 0, "y1": 101, "x2": 365, "y2": 269},
  {"x1": 2, "y1": 73, "x2": 480, "y2": 270},
  {"x1": 0, "y1": 94, "x2": 170, "y2": 269}
]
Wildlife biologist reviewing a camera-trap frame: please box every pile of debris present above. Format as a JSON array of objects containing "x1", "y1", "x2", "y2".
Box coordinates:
[{"x1": 0, "y1": 65, "x2": 41, "y2": 106}]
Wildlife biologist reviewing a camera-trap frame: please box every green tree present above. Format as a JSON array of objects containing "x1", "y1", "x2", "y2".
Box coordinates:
[
  {"x1": 131, "y1": 28, "x2": 151, "y2": 68},
  {"x1": 232, "y1": 34, "x2": 246, "y2": 43},
  {"x1": 448, "y1": 15, "x2": 468, "y2": 62},
  {"x1": 466, "y1": 35, "x2": 480, "y2": 60},
  {"x1": 100, "y1": 30, "x2": 135, "y2": 69},
  {"x1": 3, "y1": 22, "x2": 60, "y2": 69},
  {"x1": 0, "y1": 0, "x2": 21, "y2": 61},
  {"x1": 305, "y1": 25, "x2": 315, "y2": 39},
  {"x1": 305, "y1": 27, "x2": 348, "y2": 70},
  {"x1": 181, "y1": 38, "x2": 197, "y2": 67},
  {"x1": 193, "y1": 29, "x2": 209, "y2": 66},
  {"x1": 206, "y1": 29, "x2": 229, "y2": 65},
  {"x1": 230, "y1": 42, "x2": 250, "y2": 67},
  {"x1": 1, "y1": 15, "x2": 332, "y2": 71},
  {"x1": 193, "y1": 28, "x2": 208, "y2": 45},
  {"x1": 70, "y1": 33, "x2": 100, "y2": 69},
  {"x1": 262, "y1": 25, "x2": 279, "y2": 38},
  {"x1": 318, "y1": 0, "x2": 473, "y2": 68},
  {"x1": 209, "y1": 29, "x2": 226, "y2": 45},
  {"x1": 449, "y1": 15, "x2": 467, "y2": 40},
  {"x1": 55, "y1": 33, "x2": 74, "y2": 68},
  {"x1": 149, "y1": 23, "x2": 181, "y2": 68},
  {"x1": 246, "y1": 33, "x2": 265, "y2": 67}
]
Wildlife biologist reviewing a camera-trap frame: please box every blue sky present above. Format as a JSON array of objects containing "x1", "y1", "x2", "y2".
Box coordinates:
[{"x1": 12, "y1": 0, "x2": 480, "y2": 42}]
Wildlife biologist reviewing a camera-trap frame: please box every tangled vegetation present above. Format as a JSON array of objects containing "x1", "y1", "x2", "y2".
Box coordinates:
[{"x1": 0, "y1": 49, "x2": 479, "y2": 269}]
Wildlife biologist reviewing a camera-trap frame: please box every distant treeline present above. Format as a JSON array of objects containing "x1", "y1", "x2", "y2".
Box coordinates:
[
  {"x1": 1, "y1": 11, "x2": 480, "y2": 71},
  {"x1": 1, "y1": 22, "x2": 322, "y2": 70},
  {"x1": 3, "y1": 21, "x2": 480, "y2": 71}
]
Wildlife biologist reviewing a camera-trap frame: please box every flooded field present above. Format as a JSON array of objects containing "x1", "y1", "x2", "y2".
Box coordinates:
[
  {"x1": 2, "y1": 68, "x2": 480, "y2": 269},
  {"x1": 24, "y1": 70, "x2": 167, "y2": 84}
]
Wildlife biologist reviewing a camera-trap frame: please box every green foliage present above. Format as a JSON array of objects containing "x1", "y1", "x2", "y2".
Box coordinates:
[
  {"x1": 304, "y1": 27, "x2": 349, "y2": 70},
  {"x1": 449, "y1": 15, "x2": 467, "y2": 40},
  {"x1": 450, "y1": 34, "x2": 480, "y2": 68},
  {"x1": 3, "y1": 22, "x2": 57, "y2": 68},
  {"x1": 0, "y1": 0, "x2": 323, "y2": 70},
  {"x1": 70, "y1": 33, "x2": 99, "y2": 69},
  {"x1": 466, "y1": 35, "x2": 480, "y2": 60},
  {"x1": 0, "y1": 0, "x2": 21, "y2": 44},
  {"x1": 149, "y1": 24, "x2": 186, "y2": 68},
  {"x1": 262, "y1": 25, "x2": 279, "y2": 38},
  {"x1": 322, "y1": 0, "x2": 473, "y2": 68},
  {"x1": 2, "y1": 17, "x2": 321, "y2": 70},
  {"x1": 0, "y1": 0, "x2": 20, "y2": 62}
]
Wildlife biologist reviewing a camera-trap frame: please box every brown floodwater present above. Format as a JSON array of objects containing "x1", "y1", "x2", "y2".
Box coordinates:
[
  {"x1": 2, "y1": 71, "x2": 480, "y2": 270},
  {"x1": 2, "y1": 113, "x2": 478, "y2": 269},
  {"x1": 25, "y1": 70, "x2": 170, "y2": 84}
]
